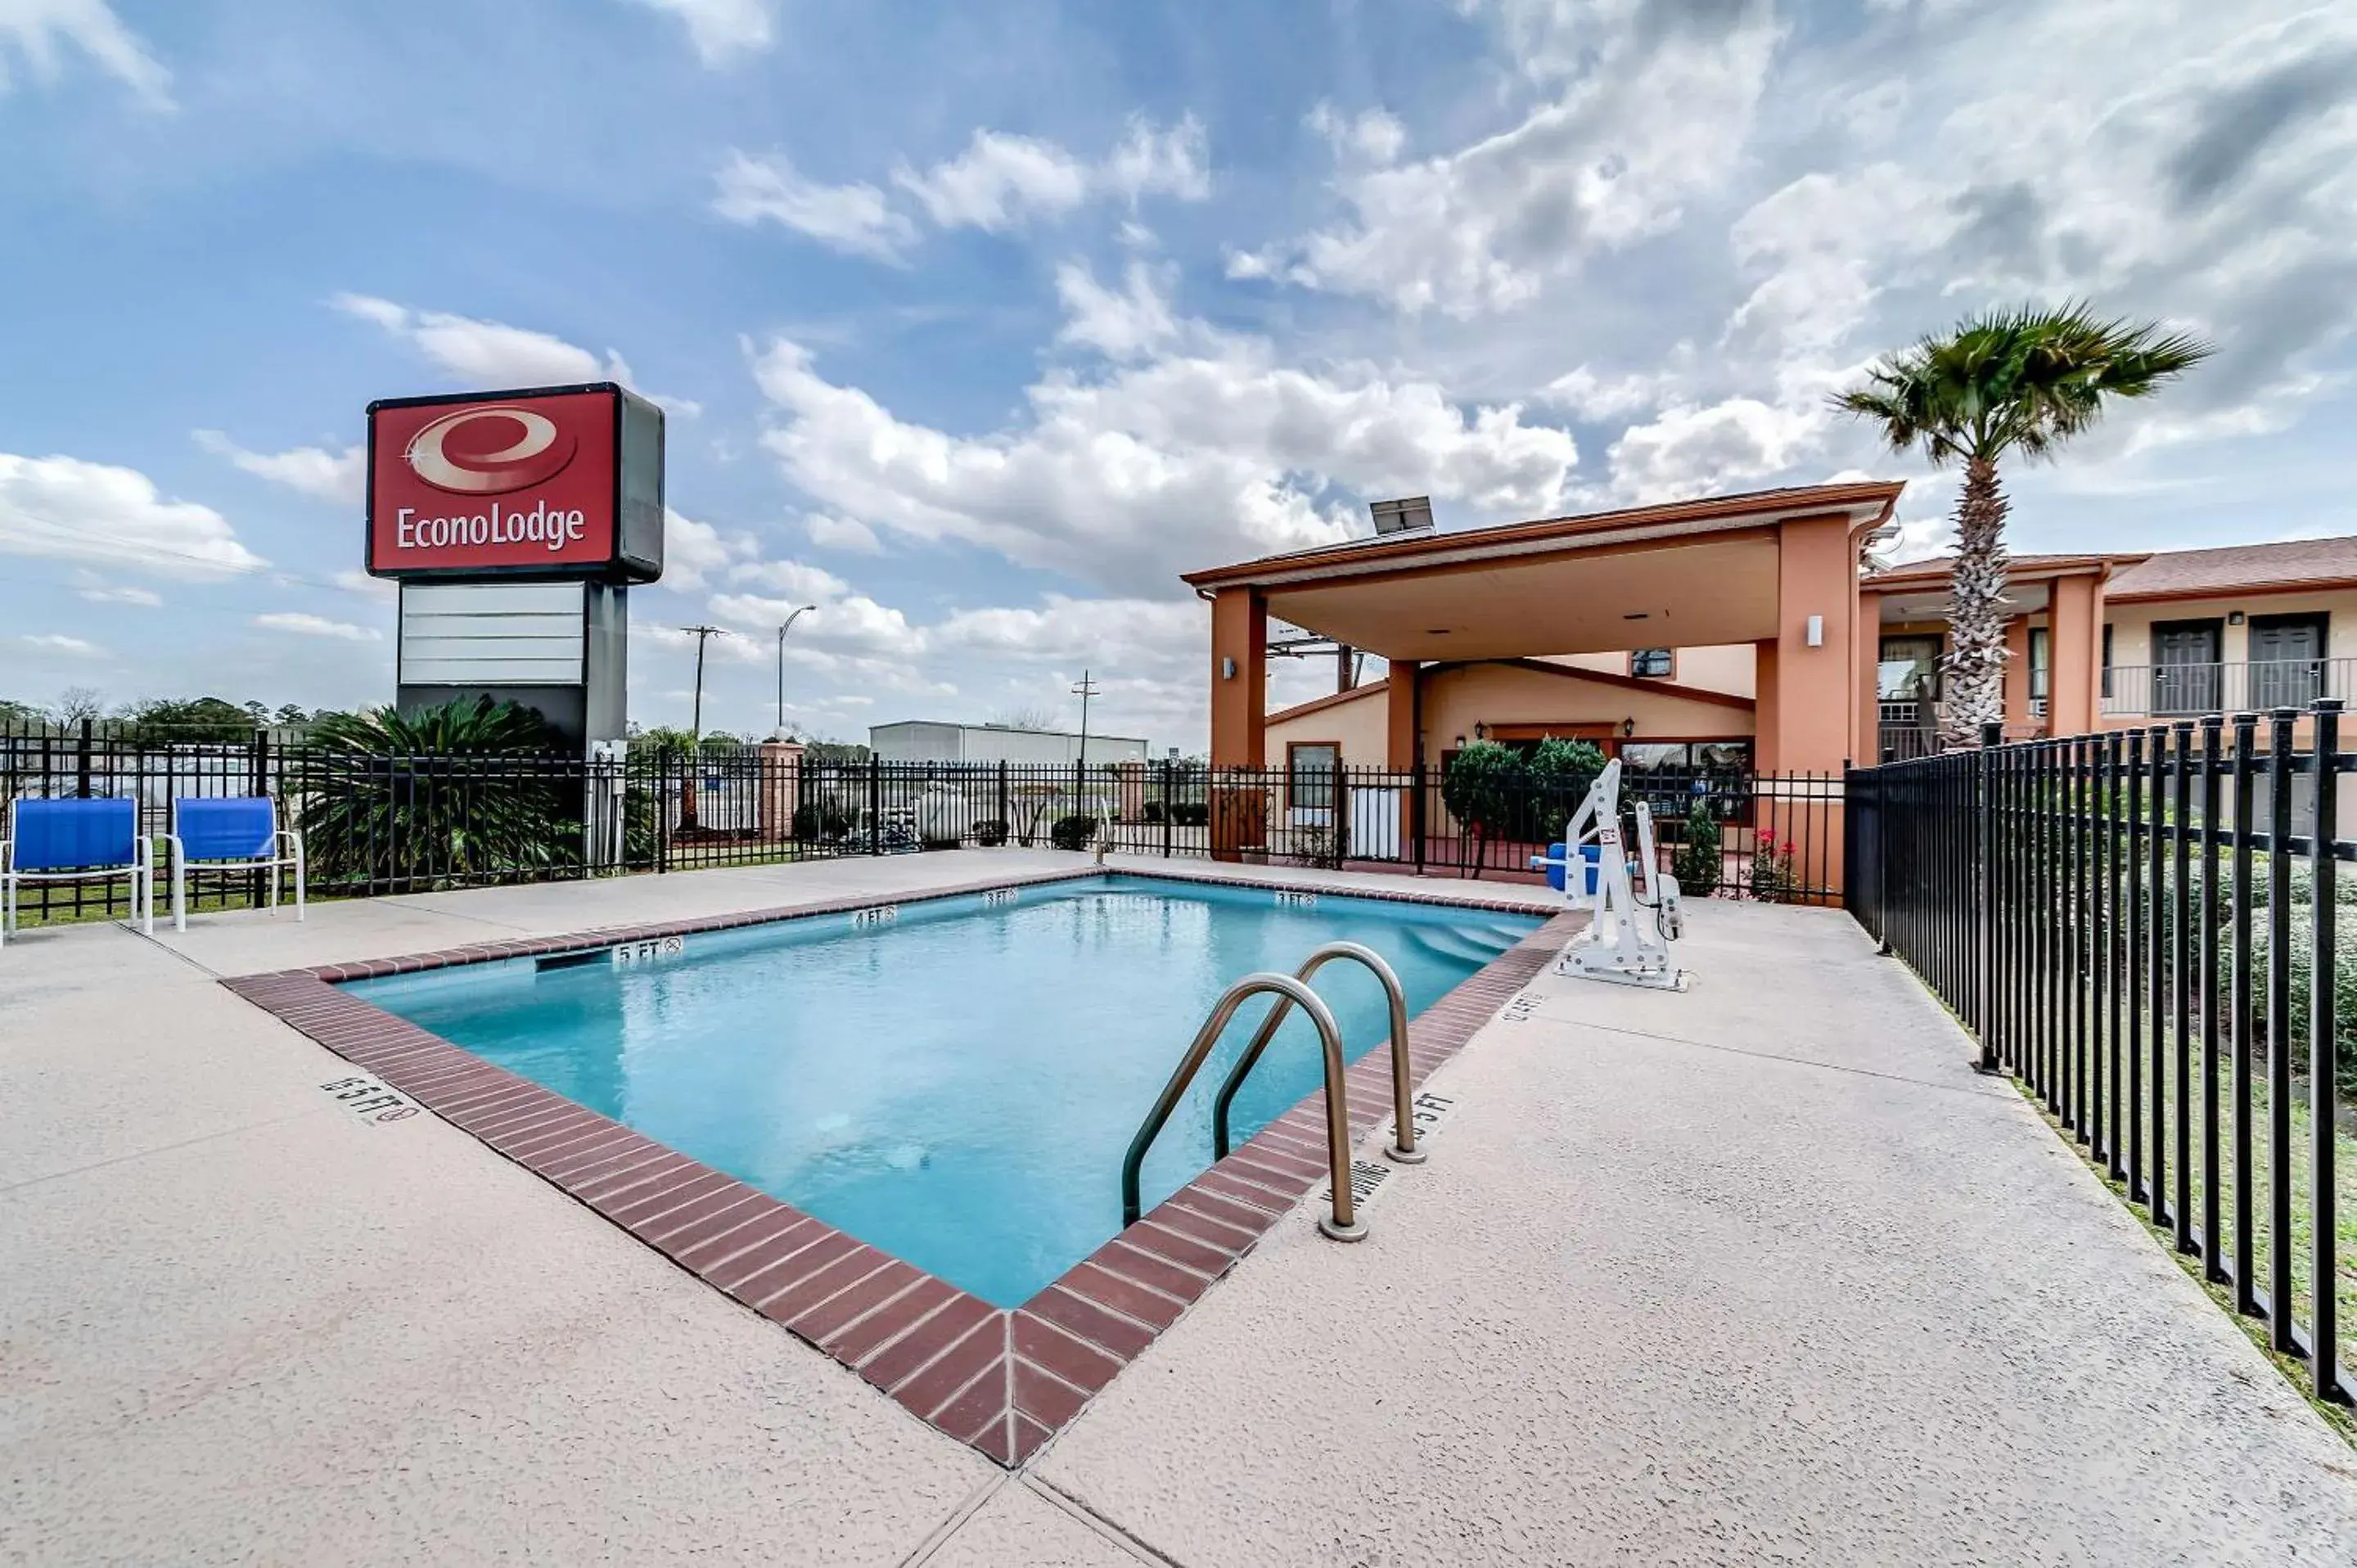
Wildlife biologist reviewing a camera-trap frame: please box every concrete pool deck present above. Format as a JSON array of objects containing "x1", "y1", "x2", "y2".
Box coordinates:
[{"x1": 4, "y1": 851, "x2": 2354, "y2": 1562}]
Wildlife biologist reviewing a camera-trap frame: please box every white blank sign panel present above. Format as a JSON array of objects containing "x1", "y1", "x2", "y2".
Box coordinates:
[{"x1": 399, "y1": 581, "x2": 586, "y2": 686}]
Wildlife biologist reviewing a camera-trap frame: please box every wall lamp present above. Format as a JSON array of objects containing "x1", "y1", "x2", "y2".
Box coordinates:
[
  {"x1": 1221, "y1": 656, "x2": 1237, "y2": 680},
  {"x1": 1622, "y1": 717, "x2": 1637, "y2": 738},
  {"x1": 1473, "y1": 722, "x2": 1488, "y2": 740}
]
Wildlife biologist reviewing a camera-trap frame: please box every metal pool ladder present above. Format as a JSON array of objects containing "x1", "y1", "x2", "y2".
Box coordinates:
[{"x1": 1119, "y1": 943, "x2": 1420, "y2": 1243}]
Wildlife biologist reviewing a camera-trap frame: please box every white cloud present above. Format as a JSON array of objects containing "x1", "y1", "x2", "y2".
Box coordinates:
[
  {"x1": 749, "y1": 318, "x2": 1579, "y2": 596},
  {"x1": 626, "y1": 0, "x2": 777, "y2": 65},
  {"x1": 20, "y1": 632, "x2": 105, "y2": 657},
  {"x1": 333, "y1": 294, "x2": 631, "y2": 387},
  {"x1": 76, "y1": 578, "x2": 161, "y2": 606},
  {"x1": 1540, "y1": 363, "x2": 1681, "y2": 422},
  {"x1": 895, "y1": 130, "x2": 1093, "y2": 232},
  {"x1": 895, "y1": 115, "x2": 1209, "y2": 234},
  {"x1": 1605, "y1": 397, "x2": 1821, "y2": 503},
  {"x1": 711, "y1": 151, "x2": 917, "y2": 262},
  {"x1": 192, "y1": 430, "x2": 364, "y2": 505},
  {"x1": 253, "y1": 611, "x2": 381, "y2": 642},
  {"x1": 1233, "y1": 2, "x2": 1782, "y2": 315},
  {"x1": 0, "y1": 0, "x2": 170, "y2": 106},
  {"x1": 331, "y1": 568, "x2": 399, "y2": 603},
  {"x1": 1054, "y1": 259, "x2": 1180, "y2": 360},
  {"x1": 1101, "y1": 114, "x2": 1211, "y2": 204},
  {"x1": 1306, "y1": 103, "x2": 1405, "y2": 165},
  {"x1": 804, "y1": 513, "x2": 883, "y2": 553},
  {"x1": 0, "y1": 452, "x2": 264, "y2": 578},
  {"x1": 662, "y1": 507, "x2": 759, "y2": 591},
  {"x1": 731, "y1": 557, "x2": 849, "y2": 601}
]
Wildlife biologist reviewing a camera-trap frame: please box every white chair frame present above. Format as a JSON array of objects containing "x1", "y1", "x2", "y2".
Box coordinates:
[
  {"x1": 165, "y1": 804, "x2": 306, "y2": 933},
  {"x1": 0, "y1": 805, "x2": 155, "y2": 948}
]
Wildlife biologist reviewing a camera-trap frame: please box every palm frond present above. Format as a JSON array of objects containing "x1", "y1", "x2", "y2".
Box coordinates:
[{"x1": 1831, "y1": 300, "x2": 2212, "y2": 467}]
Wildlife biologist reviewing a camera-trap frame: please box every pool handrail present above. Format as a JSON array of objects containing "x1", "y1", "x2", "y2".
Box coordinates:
[
  {"x1": 1210, "y1": 941, "x2": 1422, "y2": 1167},
  {"x1": 1120, "y1": 971, "x2": 1365, "y2": 1241}
]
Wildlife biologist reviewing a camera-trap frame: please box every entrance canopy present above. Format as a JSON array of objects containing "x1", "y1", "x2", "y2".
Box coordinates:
[
  {"x1": 1185, "y1": 483, "x2": 1900, "y2": 665},
  {"x1": 1183, "y1": 482, "x2": 1904, "y2": 779}
]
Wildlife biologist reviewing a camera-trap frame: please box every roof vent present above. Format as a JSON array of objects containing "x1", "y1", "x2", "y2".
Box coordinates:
[{"x1": 1369, "y1": 496, "x2": 1435, "y2": 537}]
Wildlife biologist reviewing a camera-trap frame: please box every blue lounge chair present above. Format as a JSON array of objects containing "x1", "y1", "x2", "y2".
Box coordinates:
[
  {"x1": 1, "y1": 797, "x2": 154, "y2": 946},
  {"x1": 167, "y1": 796, "x2": 305, "y2": 931}
]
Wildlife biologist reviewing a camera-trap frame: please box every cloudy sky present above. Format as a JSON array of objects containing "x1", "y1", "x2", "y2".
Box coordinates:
[{"x1": 2, "y1": 0, "x2": 2350, "y2": 748}]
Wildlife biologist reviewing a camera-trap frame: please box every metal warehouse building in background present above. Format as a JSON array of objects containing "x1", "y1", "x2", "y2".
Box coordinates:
[{"x1": 868, "y1": 720, "x2": 1153, "y2": 768}]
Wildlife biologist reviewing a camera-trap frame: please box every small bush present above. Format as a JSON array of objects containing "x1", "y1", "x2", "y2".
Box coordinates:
[
  {"x1": 791, "y1": 802, "x2": 851, "y2": 841},
  {"x1": 1172, "y1": 801, "x2": 1209, "y2": 827},
  {"x1": 1048, "y1": 813, "x2": 1099, "y2": 851},
  {"x1": 974, "y1": 818, "x2": 1009, "y2": 847},
  {"x1": 1747, "y1": 835, "x2": 1796, "y2": 903},
  {"x1": 1671, "y1": 802, "x2": 1722, "y2": 896},
  {"x1": 1139, "y1": 800, "x2": 1166, "y2": 824}
]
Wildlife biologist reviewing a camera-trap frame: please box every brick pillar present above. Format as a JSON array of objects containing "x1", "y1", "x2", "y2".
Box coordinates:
[{"x1": 759, "y1": 739, "x2": 805, "y2": 842}]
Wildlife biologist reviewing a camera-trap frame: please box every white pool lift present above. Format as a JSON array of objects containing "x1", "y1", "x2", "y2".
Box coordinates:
[{"x1": 1530, "y1": 759, "x2": 1689, "y2": 991}]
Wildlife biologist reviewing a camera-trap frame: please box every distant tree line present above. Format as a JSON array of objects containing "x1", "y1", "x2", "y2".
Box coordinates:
[{"x1": 0, "y1": 689, "x2": 339, "y2": 740}]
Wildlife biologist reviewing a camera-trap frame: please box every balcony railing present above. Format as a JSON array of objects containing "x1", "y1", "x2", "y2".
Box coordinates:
[{"x1": 2101, "y1": 658, "x2": 2355, "y2": 718}]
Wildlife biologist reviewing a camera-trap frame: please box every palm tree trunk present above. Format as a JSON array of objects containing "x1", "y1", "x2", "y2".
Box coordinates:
[{"x1": 1941, "y1": 456, "x2": 2010, "y2": 747}]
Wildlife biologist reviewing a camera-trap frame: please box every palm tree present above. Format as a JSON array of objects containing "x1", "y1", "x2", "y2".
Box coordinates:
[{"x1": 1834, "y1": 304, "x2": 2210, "y2": 747}]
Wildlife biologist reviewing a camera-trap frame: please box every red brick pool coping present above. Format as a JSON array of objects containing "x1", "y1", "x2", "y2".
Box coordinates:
[{"x1": 222, "y1": 866, "x2": 1574, "y2": 1468}]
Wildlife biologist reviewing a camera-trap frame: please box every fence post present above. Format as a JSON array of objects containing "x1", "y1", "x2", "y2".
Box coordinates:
[
  {"x1": 250, "y1": 727, "x2": 271, "y2": 912},
  {"x1": 997, "y1": 759, "x2": 1010, "y2": 842},
  {"x1": 1161, "y1": 759, "x2": 1174, "y2": 858},
  {"x1": 868, "y1": 755, "x2": 882, "y2": 856},
  {"x1": 1977, "y1": 722, "x2": 2002, "y2": 1070},
  {"x1": 2307, "y1": 697, "x2": 2340, "y2": 1399},
  {"x1": 75, "y1": 717, "x2": 92, "y2": 798},
  {"x1": 1412, "y1": 763, "x2": 1426, "y2": 876}
]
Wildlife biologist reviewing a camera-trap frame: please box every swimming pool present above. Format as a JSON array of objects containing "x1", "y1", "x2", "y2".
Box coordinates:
[{"x1": 345, "y1": 874, "x2": 1542, "y2": 1306}]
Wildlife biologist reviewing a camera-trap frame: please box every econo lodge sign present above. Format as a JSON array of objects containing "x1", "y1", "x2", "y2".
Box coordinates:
[{"x1": 365, "y1": 382, "x2": 665, "y2": 581}]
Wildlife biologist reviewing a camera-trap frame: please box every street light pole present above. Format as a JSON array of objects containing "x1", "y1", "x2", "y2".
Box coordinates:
[{"x1": 774, "y1": 605, "x2": 817, "y2": 737}]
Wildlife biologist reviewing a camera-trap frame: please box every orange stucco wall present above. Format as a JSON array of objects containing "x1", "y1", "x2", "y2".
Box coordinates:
[
  {"x1": 1264, "y1": 660, "x2": 1755, "y2": 768},
  {"x1": 1760, "y1": 513, "x2": 1861, "y2": 775}
]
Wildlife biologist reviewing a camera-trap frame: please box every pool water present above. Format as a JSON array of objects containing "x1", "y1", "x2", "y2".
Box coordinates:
[{"x1": 345, "y1": 875, "x2": 1540, "y2": 1306}]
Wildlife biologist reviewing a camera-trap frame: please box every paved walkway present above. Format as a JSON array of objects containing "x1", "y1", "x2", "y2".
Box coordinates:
[{"x1": 2, "y1": 854, "x2": 2350, "y2": 1563}]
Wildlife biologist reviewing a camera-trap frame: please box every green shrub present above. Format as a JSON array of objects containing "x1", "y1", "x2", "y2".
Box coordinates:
[
  {"x1": 1530, "y1": 737, "x2": 1607, "y2": 840},
  {"x1": 1173, "y1": 801, "x2": 1209, "y2": 827},
  {"x1": 1748, "y1": 834, "x2": 1796, "y2": 903},
  {"x1": 791, "y1": 801, "x2": 852, "y2": 841},
  {"x1": 296, "y1": 698, "x2": 575, "y2": 891},
  {"x1": 1048, "y1": 813, "x2": 1100, "y2": 851},
  {"x1": 1672, "y1": 801, "x2": 1722, "y2": 896},
  {"x1": 1441, "y1": 741, "x2": 1522, "y2": 836},
  {"x1": 975, "y1": 818, "x2": 1009, "y2": 846}
]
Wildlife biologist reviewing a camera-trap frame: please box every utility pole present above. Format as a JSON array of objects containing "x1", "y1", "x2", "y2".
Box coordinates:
[
  {"x1": 773, "y1": 605, "x2": 816, "y2": 737},
  {"x1": 1071, "y1": 669, "x2": 1099, "y2": 773},
  {"x1": 680, "y1": 625, "x2": 723, "y2": 737}
]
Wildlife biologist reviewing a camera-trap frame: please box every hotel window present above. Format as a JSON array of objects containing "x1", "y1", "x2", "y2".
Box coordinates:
[
  {"x1": 1287, "y1": 742, "x2": 1339, "y2": 812},
  {"x1": 2029, "y1": 628, "x2": 2050, "y2": 707},
  {"x1": 1629, "y1": 648, "x2": 1673, "y2": 678},
  {"x1": 2101, "y1": 624, "x2": 2112, "y2": 699}
]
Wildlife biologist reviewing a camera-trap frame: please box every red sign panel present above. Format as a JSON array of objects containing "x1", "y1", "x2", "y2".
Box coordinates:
[{"x1": 367, "y1": 389, "x2": 620, "y2": 575}]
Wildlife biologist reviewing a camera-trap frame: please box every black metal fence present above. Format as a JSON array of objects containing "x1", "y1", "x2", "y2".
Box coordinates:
[
  {"x1": 2, "y1": 725, "x2": 1847, "y2": 921},
  {"x1": 1847, "y1": 706, "x2": 2355, "y2": 1404}
]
